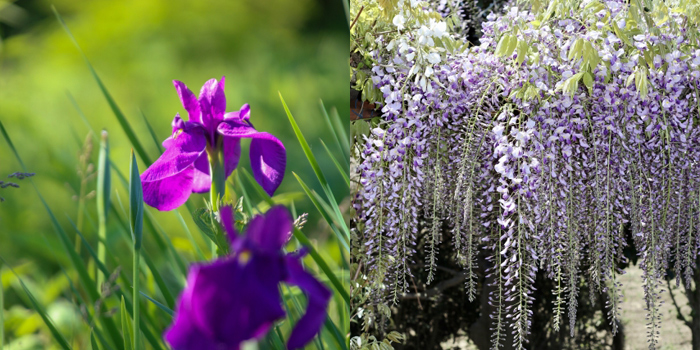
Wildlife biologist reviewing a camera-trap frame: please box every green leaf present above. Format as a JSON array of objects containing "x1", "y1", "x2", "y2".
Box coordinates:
[
  {"x1": 121, "y1": 297, "x2": 133, "y2": 350},
  {"x1": 236, "y1": 169, "x2": 349, "y2": 304},
  {"x1": 139, "y1": 110, "x2": 164, "y2": 154},
  {"x1": 97, "y1": 130, "x2": 111, "y2": 219},
  {"x1": 568, "y1": 39, "x2": 580, "y2": 61},
  {"x1": 91, "y1": 332, "x2": 101, "y2": 350},
  {"x1": 191, "y1": 208, "x2": 230, "y2": 256},
  {"x1": 583, "y1": 72, "x2": 594, "y2": 93},
  {"x1": 516, "y1": 40, "x2": 528, "y2": 65},
  {"x1": 0, "y1": 269, "x2": 3, "y2": 350},
  {"x1": 292, "y1": 172, "x2": 349, "y2": 252},
  {"x1": 321, "y1": 140, "x2": 350, "y2": 188},
  {"x1": 278, "y1": 93, "x2": 350, "y2": 243},
  {"x1": 0, "y1": 120, "x2": 124, "y2": 349},
  {"x1": 612, "y1": 21, "x2": 633, "y2": 46},
  {"x1": 495, "y1": 35, "x2": 509, "y2": 56},
  {"x1": 505, "y1": 35, "x2": 518, "y2": 57},
  {"x1": 0, "y1": 257, "x2": 71, "y2": 350},
  {"x1": 140, "y1": 292, "x2": 174, "y2": 317},
  {"x1": 129, "y1": 150, "x2": 144, "y2": 250}
]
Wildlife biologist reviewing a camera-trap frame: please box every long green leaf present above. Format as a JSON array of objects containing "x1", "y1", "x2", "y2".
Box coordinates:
[
  {"x1": 0, "y1": 257, "x2": 71, "y2": 350},
  {"x1": 236, "y1": 169, "x2": 349, "y2": 304},
  {"x1": 279, "y1": 94, "x2": 349, "y2": 240},
  {"x1": 140, "y1": 292, "x2": 174, "y2": 317},
  {"x1": 291, "y1": 172, "x2": 349, "y2": 252},
  {"x1": 320, "y1": 140, "x2": 350, "y2": 188},
  {"x1": 329, "y1": 106, "x2": 349, "y2": 160},
  {"x1": 129, "y1": 151, "x2": 143, "y2": 350},
  {"x1": 319, "y1": 100, "x2": 348, "y2": 163},
  {"x1": 121, "y1": 297, "x2": 133, "y2": 350},
  {"x1": 0, "y1": 262, "x2": 3, "y2": 350},
  {"x1": 62, "y1": 269, "x2": 114, "y2": 350},
  {"x1": 53, "y1": 7, "x2": 152, "y2": 165},
  {"x1": 139, "y1": 110, "x2": 164, "y2": 154},
  {"x1": 0, "y1": 120, "x2": 124, "y2": 349},
  {"x1": 97, "y1": 130, "x2": 111, "y2": 289}
]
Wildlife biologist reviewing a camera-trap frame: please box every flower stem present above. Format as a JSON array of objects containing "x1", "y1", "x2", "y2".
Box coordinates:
[
  {"x1": 133, "y1": 245, "x2": 140, "y2": 350},
  {"x1": 208, "y1": 143, "x2": 226, "y2": 258}
]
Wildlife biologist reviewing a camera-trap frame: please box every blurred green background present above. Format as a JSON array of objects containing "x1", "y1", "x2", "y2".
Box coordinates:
[{"x1": 0, "y1": 0, "x2": 348, "y2": 348}]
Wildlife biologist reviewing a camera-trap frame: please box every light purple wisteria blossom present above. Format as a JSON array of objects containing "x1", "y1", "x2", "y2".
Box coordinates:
[
  {"x1": 164, "y1": 205, "x2": 331, "y2": 350},
  {"x1": 353, "y1": 1, "x2": 700, "y2": 349},
  {"x1": 141, "y1": 77, "x2": 286, "y2": 211}
]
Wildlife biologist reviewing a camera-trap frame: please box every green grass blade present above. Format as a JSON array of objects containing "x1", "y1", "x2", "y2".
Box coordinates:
[
  {"x1": 279, "y1": 94, "x2": 349, "y2": 240},
  {"x1": 320, "y1": 140, "x2": 350, "y2": 188},
  {"x1": 52, "y1": 7, "x2": 152, "y2": 165},
  {"x1": 129, "y1": 150, "x2": 144, "y2": 350},
  {"x1": 235, "y1": 171, "x2": 256, "y2": 215},
  {"x1": 175, "y1": 210, "x2": 206, "y2": 260},
  {"x1": 112, "y1": 166, "x2": 188, "y2": 278},
  {"x1": 324, "y1": 317, "x2": 347, "y2": 350},
  {"x1": 140, "y1": 292, "x2": 174, "y2": 317},
  {"x1": 61, "y1": 268, "x2": 114, "y2": 350},
  {"x1": 97, "y1": 130, "x2": 111, "y2": 289},
  {"x1": 291, "y1": 173, "x2": 349, "y2": 252},
  {"x1": 0, "y1": 263, "x2": 3, "y2": 350},
  {"x1": 235, "y1": 170, "x2": 349, "y2": 303},
  {"x1": 0, "y1": 257, "x2": 71, "y2": 350},
  {"x1": 329, "y1": 106, "x2": 349, "y2": 160},
  {"x1": 121, "y1": 297, "x2": 133, "y2": 350},
  {"x1": 129, "y1": 151, "x2": 144, "y2": 251},
  {"x1": 91, "y1": 332, "x2": 101, "y2": 350},
  {"x1": 67, "y1": 91, "x2": 96, "y2": 136},
  {"x1": 319, "y1": 100, "x2": 348, "y2": 163},
  {"x1": 1, "y1": 119, "x2": 125, "y2": 349},
  {"x1": 139, "y1": 110, "x2": 164, "y2": 154},
  {"x1": 90, "y1": 209, "x2": 177, "y2": 313}
]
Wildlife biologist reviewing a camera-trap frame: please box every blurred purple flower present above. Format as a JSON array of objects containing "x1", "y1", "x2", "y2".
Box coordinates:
[
  {"x1": 141, "y1": 77, "x2": 286, "y2": 211},
  {"x1": 164, "y1": 205, "x2": 331, "y2": 350}
]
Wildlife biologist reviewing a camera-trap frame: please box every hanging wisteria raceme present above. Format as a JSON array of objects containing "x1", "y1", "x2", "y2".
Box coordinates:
[{"x1": 352, "y1": 0, "x2": 700, "y2": 349}]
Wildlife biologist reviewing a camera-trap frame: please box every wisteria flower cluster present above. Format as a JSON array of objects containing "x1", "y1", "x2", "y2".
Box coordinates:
[{"x1": 352, "y1": 0, "x2": 700, "y2": 349}]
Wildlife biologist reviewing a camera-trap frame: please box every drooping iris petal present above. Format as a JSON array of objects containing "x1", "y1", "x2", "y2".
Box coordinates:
[
  {"x1": 222, "y1": 136, "x2": 242, "y2": 178},
  {"x1": 165, "y1": 205, "x2": 330, "y2": 350},
  {"x1": 163, "y1": 270, "x2": 221, "y2": 350},
  {"x1": 164, "y1": 256, "x2": 286, "y2": 350},
  {"x1": 284, "y1": 254, "x2": 332, "y2": 350},
  {"x1": 218, "y1": 119, "x2": 286, "y2": 196},
  {"x1": 198, "y1": 77, "x2": 227, "y2": 132},
  {"x1": 243, "y1": 205, "x2": 292, "y2": 253},
  {"x1": 173, "y1": 81, "x2": 201, "y2": 124},
  {"x1": 141, "y1": 126, "x2": 207, "y2": 211}
]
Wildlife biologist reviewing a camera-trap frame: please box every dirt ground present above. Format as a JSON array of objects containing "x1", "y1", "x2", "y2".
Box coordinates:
[{"x1": 441, "y1": 265, "x2": 693, "y2": 349}]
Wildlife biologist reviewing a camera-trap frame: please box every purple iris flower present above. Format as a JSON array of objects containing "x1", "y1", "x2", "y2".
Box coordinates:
[
  {"x1": 164, "y1": 205, "x2": 332, "y2": 350},
  {"x1": 141, "y1": 77, "x2": 286, "y2": 211}
]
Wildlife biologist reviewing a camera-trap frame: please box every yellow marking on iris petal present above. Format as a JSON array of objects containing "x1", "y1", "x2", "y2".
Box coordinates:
[
  {"x1": 173, "y1": 129, "x2": 183, "y2": 139},
  {"x1": 238, "y1": 250, "x2": 252, "y2": 265}
]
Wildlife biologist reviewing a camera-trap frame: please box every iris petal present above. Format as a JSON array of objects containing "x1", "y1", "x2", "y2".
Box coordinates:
[
  {"x1": 243, "y1": 205, "x2": 292, "y2": 252},
  {"x1": 222, "y1": 135, "x2": 242, "y2": 179},
  {"x1": 198, "y1": 77, "x2": 227, "y2": 129},
  {"x1": 284, "y1": 255, "x2": 332, "y2": 350},
  {"x1": 191, "y1": 153, "x2": 211, "y2": 193},
  {"x1": 141, "y1": 126, "x2": 207, "y2": 211},
  {"x1": 217, "y1": 119, "x2": 286, "y2": 196},
  {"x1": 173, "y1": 81, "x2": 201, "y2": 124}
]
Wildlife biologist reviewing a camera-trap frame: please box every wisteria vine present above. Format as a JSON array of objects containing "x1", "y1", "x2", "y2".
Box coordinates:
[{"x1": 352, "y1": 0, "x2": 700, "y2": 348}]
